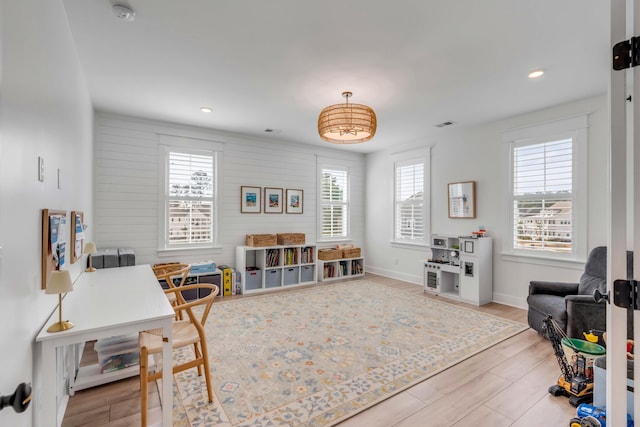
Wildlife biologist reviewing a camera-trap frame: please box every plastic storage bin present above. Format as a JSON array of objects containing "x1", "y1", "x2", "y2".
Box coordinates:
[
  {"x1": 101, "y1": 248, "x2": 119, "y2": 268},
  {"x1": 94, "y1": 334, "x2": 139, "y2": 373},
  {"x1": 117, "y1": 248, "x2": 136, "y2": 266},
  {"x1": 190, "y1": 261, "x2": 217, "y2": 274},
  {"x1": 593, "y1": 356, "x2": 634, "y2": 417},
  {"x1": 283, "y1": 267, "x2": 299, "y2": 285},
  {"x1": 301, "y1": 265, "x2": 315, "y2": 282},
  {"x1": 265, "y1": 269, "x2": 281, "y2": 288},
  {"x1": 198, "y1": 273, "x2": 221, "y2": 297},
  {"x1": 245, "y1": 268, "x2": 262, "y2": 290},
  {"x1": 561, "y1": 337, "x2": 605, "y2": 380},
  {"x1": 158, "y1": 277, "x2": 198, "y2": 301}
]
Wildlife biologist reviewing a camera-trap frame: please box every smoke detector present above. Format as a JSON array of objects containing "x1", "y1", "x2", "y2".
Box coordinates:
[{"x1": 113, "y1": 4, "x2": 136, "y2": 22}]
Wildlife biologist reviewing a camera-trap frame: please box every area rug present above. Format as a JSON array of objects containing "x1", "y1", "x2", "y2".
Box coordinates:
[{"x1": 169, "y1": 280, "x2": 527, "y2": 426}]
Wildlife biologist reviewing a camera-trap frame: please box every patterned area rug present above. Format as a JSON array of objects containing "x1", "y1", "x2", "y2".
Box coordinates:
[{"x1": 169, "y1": 280, "x2": 526, "y2": 426}]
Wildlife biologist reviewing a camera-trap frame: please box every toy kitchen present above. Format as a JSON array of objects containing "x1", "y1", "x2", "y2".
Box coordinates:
[{"x1": 424, "y1": 234, "x2": 493, "y2": 306}]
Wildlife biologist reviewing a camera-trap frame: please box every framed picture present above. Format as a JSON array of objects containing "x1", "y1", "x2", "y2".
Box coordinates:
[
  {"x1": 286, "y1": 189, "x2": 304, "y2": 214},
  {"x1": 264, "y1": 187, "x2": 283, "y2": 213},
  {"x1": 70, "y1": 211, "x2": 85, "y2": 264},
  {"x1": 241, "y1": 186, "x2": 261, "y2": 213},
  {"x1": 448, "y1": 181, "x2": 476, "y2": 218},
  {"x1": 464, "y1": 240, "x2": 474, "y2": 253}
]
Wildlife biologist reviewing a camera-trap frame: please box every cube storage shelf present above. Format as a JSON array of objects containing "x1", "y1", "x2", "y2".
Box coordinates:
[
  {"x1": 236, "y1": 244, "x2": 317, "y2": 294},
  {"x1": 157, "y1": 270, "x2": 222, "y2": 301},
  {"x1": 318, "y1": 255, "x2": 365, "y2": 282}
]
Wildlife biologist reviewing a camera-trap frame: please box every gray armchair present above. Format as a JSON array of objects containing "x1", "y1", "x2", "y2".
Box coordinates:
[{"x1": 527, "y1": 246, "x2": 633, "y2": 340}]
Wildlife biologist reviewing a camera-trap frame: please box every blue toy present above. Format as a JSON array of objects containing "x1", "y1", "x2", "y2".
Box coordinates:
[{"x1": 569, "y1": 404, "x2": 634, "y2": 427}]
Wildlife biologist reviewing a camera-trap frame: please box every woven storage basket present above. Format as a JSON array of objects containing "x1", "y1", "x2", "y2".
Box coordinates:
[
  {"x1": 318, "y1": 248, "x2": 343, "y2": 260},
  {"x1": 342, "y1": 248, "x2": 361, "y2": 258},
  {"x1": 245, "y1": 234, "x2": 277, "y2": 247},
  {"x1": 277, "y1": 233, "x2": 305, "y2": 245}
]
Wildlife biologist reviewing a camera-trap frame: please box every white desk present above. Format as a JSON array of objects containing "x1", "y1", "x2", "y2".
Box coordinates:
[{"x1": 34, "y1": 265, "x2": 175, "y2": 427}]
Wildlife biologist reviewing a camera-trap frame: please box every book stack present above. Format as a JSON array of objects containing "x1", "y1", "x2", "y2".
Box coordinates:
[
  {"x1": 284, "y1": 248, "x2": 298, "y2": 265},
  {"x1": 301, "y1": 247, "x2": 314, "y2": 263},
  {"x1": 266, "y1": 249, "x2": 280, "y2": 267}
]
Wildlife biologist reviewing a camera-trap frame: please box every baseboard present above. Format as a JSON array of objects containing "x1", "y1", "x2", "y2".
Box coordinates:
[
  {"x1": 366, "y1": 266, "x2": 422, "y2": 286},
  {"x1": 367, "y1": 267, "x2": 529, "y2": 310},
  {"x1": 492, "y1": 292, "x2": 527, "y2": 309}
]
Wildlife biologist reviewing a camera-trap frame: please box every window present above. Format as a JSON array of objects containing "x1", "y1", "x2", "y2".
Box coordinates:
[
  {"x1": 512, "y1": 138, "x2": 573, "y2": 253},
  {"x1": 394, "y1": 158, "x2": 427, "y2": 244},
  {"x1": 162, "y1": 147, "x2": 217, "y2": 249},
  {"x1": 320, "y1": 168, "x2": 349, "y2": 239},
  {"x1": 505, "y1": 115, "x2": 587, "y2": 258}
]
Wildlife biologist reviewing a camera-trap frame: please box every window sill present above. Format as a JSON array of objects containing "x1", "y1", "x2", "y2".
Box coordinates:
[
  {"x1": 157, "y1": 246, "x2": 223, "y2": 258},
  {"x1": 501, "y1": 252, "x2": 585, "y2": 270},
  {"x1": 317, "y1": 238, "x2": 352, "y2": 246},
  {"x1": 390, "y1": 241, "x2": 429, "y2": 250}
]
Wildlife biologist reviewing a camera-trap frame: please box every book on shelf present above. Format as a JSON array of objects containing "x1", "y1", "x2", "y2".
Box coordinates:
[
  {"x1": 218, "y1": 264, "x2": 233, "y2": 296},
  {"x1": 266, "y1": 249, "x2": 280, "y2": 267},
  {"x1": 284, "y1": 248, "x2": 298, "y2": 265},
  {"x1": 301, "y1": 247, "x2": 314, "y2": 263}
]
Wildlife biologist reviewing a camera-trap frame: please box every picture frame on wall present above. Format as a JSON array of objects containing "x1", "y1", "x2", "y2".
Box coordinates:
[
  {"x1": 264, "y1": 187, "x2": 283, "y2": 213},
  {"x1": 448, "y1": 181, "x2": 476, "y2": 218},
  {"x1": 70, "y1": 210, "x2": 85, "y2": 264},
  {"x1": 240, "y1": 186, "x2": 261, "y2": 213},
  {"x1": 286, "y1": 189, "x2": 304, "y2": 214}
]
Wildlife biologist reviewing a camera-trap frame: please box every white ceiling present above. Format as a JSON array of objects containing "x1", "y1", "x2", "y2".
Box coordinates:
[{"x1": 61, "y1": 0, "x2": 610, "y2": 153}]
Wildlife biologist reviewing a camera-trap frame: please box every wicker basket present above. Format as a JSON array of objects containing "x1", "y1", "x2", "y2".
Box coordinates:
[
  {"x1": 318, "y1": 248, "x2": 343, "y2": 260},
  {"x1": 277, "y1": 233, "x2": 305, "y2": 245},
  {"x1": 245, "y1": 234, "x2": 277, "y2": 247},
  {"x1": 342, "y1": 248, "x2": 361, "y2": 258}
]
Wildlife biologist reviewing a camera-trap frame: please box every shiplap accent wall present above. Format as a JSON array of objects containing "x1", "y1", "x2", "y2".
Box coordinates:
[{"x1": 94, "y1": 113, "x2": 365, "y2": 267}]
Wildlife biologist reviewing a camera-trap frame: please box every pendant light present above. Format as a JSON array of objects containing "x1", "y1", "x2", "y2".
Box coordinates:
[{"x1": 318, "y1": 91, "x2": 377, "y2": 144}]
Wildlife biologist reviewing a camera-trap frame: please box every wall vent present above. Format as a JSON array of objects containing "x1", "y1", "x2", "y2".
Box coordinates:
[{"x1": 435, "y1": 121, "x2": 455, "y2": 128}]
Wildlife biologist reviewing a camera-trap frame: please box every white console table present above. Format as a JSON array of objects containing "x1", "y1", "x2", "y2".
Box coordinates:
[{"x1": 34, "y1": 265, "x2": 175, "y2": 427}]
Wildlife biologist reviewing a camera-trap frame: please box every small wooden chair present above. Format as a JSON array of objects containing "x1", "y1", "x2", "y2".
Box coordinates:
[
  {"x1": 152, "y1": 263, "x2": 191, "y2": 319},
  {"x1": 139, "y1": 283, "x2": 219, "y2": 427}
]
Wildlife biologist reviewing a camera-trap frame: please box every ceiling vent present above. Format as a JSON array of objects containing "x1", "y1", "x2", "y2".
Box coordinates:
[
  {"x1": 264, "y1": 129, "x2": 282, "y2": 134},
  {"x1": 435, "y1": 121, "x2": 455, "y2": 128}
]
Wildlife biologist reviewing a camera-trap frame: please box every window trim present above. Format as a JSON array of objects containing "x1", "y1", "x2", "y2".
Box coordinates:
[
  {"x1": 157, "y1": 135, "x2": 222, "y2": 253},
  {"x1": 503, "y1": 114, "x2": 587, "y2": 261},
  {"x1": 391, "y1": 148, "x2": 430, "y2": 246},
  {"x1": 317, "y1": 164, "x2": 350, "y2": 242}
]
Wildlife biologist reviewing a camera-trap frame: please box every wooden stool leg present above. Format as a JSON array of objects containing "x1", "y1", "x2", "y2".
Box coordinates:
[{"x1": 140, "y1": 346, "x2": 149, "y2": 427}]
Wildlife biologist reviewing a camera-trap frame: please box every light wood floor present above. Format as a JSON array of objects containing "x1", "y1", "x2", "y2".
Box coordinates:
[{"x1": 62, "y1": 273, "x2": 577, "y2": 427}]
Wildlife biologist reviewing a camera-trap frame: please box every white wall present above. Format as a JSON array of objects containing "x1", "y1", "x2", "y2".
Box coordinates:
[
  {"x1": 93, "y1": 114, "x2": 365, "y2": 267},
  {"x1": 365, "y1": 95, "x2": 608, "y2": 308},
  {"x1": 0, "y1": 1, "x2": 93, "y2": 425}
]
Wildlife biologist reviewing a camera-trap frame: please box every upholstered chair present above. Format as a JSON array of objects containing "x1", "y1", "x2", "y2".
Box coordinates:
[{"x1": 527, "y1": 246, "x2": 633, "y2": 340}]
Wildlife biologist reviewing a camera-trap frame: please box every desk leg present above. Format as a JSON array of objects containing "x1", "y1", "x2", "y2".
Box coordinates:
[
  {"x1": 161, "y1": 320, "x2": 173, "y2": 426},
  {"x1": 34, "y1": 341, "x2": 56, "y2": 427}
]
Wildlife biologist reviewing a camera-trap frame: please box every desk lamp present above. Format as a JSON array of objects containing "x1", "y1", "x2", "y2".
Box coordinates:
[
  {"x1": 45, "y1": 270, "x2": 74, "y2": 332},
  {"x1": 84, "y1": 241, "x2": 97, "y2": 272}
]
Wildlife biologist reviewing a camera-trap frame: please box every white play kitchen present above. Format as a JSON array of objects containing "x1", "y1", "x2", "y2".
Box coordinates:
[{"x1": 423, "y1": 234, "x2": 493, "y2": 306}]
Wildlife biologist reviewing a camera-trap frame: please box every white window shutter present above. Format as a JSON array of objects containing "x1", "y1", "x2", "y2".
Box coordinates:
[
  {"x1": 167, "y1": 150, "x2": 215, "y2": 246},
  {"x1": 395, "y1": 161, "x2": 424, "y2": 241},
  {"x1": 321, "y1": 168, "x2": 348, "y2": 238},
  {"x1": 512, "y1": 138, "x2": 573, "y2": 253}
]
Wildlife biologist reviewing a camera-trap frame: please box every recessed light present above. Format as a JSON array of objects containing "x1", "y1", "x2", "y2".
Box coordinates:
[
  {"x1": 200, "y1": 107, "x2": 213, "y2": 113},
  {"x1": 113, "y1": 4, "x2": 135, "y2": 22},
  {"x1": 528, "y1": 69, "x2": 544, "y2": 79}
]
